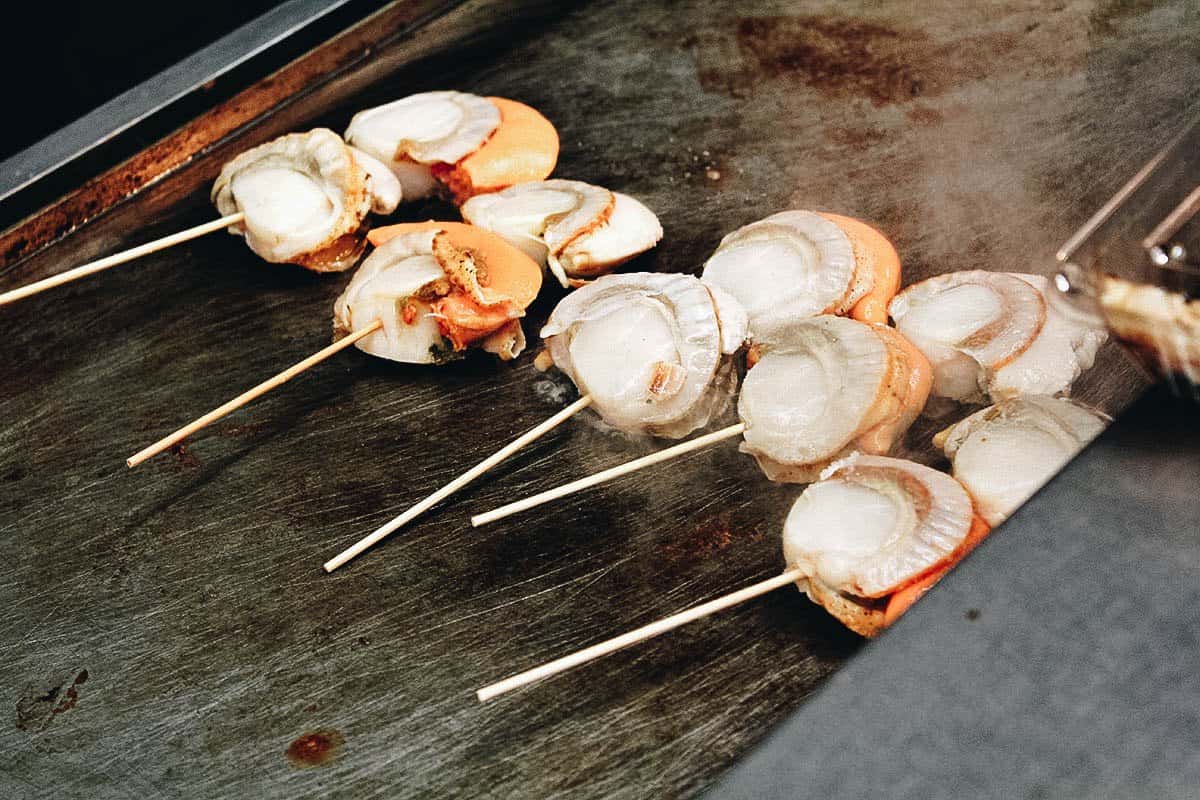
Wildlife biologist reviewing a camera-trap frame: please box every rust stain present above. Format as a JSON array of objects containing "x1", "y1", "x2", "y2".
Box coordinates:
[
  {"x1": 906, "y1": 105, "x2": 945, "y2": 127},
  {"x1": 286, "y1": 729, "x2": 344, "y2": 768},
  {"x1": 16, "y1": 670, "x2": 89, "y2": 732},
  {"x1": 219, "y1": 422, "x2": 267, "y2": 438},
  {"x1": 0, "y1": 2, "x2": 432, "y2": 272},
  {"x1": 169, "y1": 443, "x2": 201, "y2": 469},
  {"x1": 657, "y1": 513, "x2": 761, "y2": 563}
]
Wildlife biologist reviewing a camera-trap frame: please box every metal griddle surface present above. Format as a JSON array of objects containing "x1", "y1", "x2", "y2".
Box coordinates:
[{"x1": 0, "y1": 1, "x2": 1195, "y2": 797}]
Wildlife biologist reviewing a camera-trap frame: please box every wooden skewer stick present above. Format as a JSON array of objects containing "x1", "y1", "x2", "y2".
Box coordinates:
[
  {"x1": 322, "y1": 394, "x2": 595, "y2": 572},
  {"x1": 0, "y1": 212, "x2": 245, "y2": 307},
  {"x1": 470, "y1": 422, "x2": 747, "y2": 528},
  {"x1": 126, "y1": 319, "x2": 383, "y2": 468},
  {"x1": 476, "y1": 568, "x2": 803, "y2": 702}
]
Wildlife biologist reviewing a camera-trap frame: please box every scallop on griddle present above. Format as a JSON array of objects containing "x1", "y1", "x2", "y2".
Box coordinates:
[
  {"x1": 700, "y1": 210, "x2": 902, "y2": 337},
  {"x1": 540, "y1": 272, "x2": 747, "y2": 438},
  {"x1": 211, "y1": 128, "x2": 401, "y2": 272},
  {"x1": 934, "y1": 395, "x2": 1108, "y2": 526},
  {"x1": 461, "y1": 179, "x2": 663, "y2": 287},
  {"x1": 889, "y1": 270, "x2": 1107, "y2": 403},
  {"x1": 738, "y1": 315, "x2": 931, "y2": 483},
  {"x1": 336, "y1": 222, "x2": 543, "y2": 364},
  {"x1": 345, "y1": 91, "x2": 559, "y2": 204}
]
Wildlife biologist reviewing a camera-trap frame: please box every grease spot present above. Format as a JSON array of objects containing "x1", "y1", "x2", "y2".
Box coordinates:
[
  {"x1": 965, "y1": 608, "x2": 981, "y2": 621},
  {"x1": 286, "y1": 729, "x2": 344, "y2": 768}
]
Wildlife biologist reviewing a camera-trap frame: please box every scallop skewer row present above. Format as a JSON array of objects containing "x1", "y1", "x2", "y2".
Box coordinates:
[
  {"x1": 472, "y1": 313, "x2": 931, "y2": 526},
  {"x1": 0, "y1": 128, "x2": 402, "y2": 306},
  {"x1": 325, "y1": 207, "x2": 900, "y2": 568},
  {"x1": 322, "y1": 268, "x2": 738, "y2": 571},
  {"x1": 2, "y1": 90, "x2": 559, "y2": 307},
  {"x1": 476, "y1": 455, "x2": 991, "y2": 701},
  {"x1": 126, "y1": 222, "x2": 542, "y2": 467}
]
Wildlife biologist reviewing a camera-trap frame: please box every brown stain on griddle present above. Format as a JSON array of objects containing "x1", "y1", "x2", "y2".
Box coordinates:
[
  {"x1": 656, "y1": 514, "x2": 763, "y2": 564},
  {"x1": 16, "y1": 669, "x2": 89, "y2": 732},
  {"x1": 735, "y1": 16, "x2": 929, "y2": 106},
  {"x1": 169, "y1": 443, "x2": 201, "y2": 469},
  {"x1": 286, "y1": 729, "x2": 344, "y2": 768}
]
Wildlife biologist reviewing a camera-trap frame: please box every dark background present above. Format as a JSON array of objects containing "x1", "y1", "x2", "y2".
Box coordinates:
[{"x1": 1, "y1": 1, "x2": 282, "y2": 161}]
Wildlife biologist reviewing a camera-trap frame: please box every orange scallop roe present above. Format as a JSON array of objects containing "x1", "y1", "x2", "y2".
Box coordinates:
[
  {"x1": 367, "y1": 221, "x2": 542, "y2": 309},
  {"x1": 368, "y1": 221, "x2": 542, "y2": 351},
  {"x1": 882, "y1": 513, "x2": 991, "y2": 626},
  {"x1": 433, "y1": 97, "x2": 559, "y2": 203},
  {"x1": 818, "y1": 212, "x2": 902, "y2": 325}
]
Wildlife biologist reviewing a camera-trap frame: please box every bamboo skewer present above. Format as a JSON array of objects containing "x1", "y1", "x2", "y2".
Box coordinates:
[
  {"x1": 322, "y1": 394, "x2": 595, "y2": 572},
  {"x1": 470, "y1": 422, "x2": 747, "y2": 527},
  {"x1": 0, "y1": 212, "x2": 245, "y2": 307},
  {"x1": 126, "y1": 319, "x2": 383, "y2": 468},
  {"x1": 476, "y1": 568, "x2": 803, "y2": 702}
]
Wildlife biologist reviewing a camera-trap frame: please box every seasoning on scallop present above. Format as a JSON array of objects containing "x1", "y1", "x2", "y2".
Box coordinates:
[
  {"x1": 700, "y1": 210, "x2": 902, "y2": 337},
  {"x1": 337, "y1": 222, "x2": 544, "y2": 364},
  {"x1": 211, "y1": 128, "x2": 402, "y2": 272},
  {"x1": 539, "y1": 272, "x2": 747, "y2": 438},
  {"x1": 782, "y1": 455, "x2": 991, "y2": 637},
  {"x1": 460, "y1": 179, "x2": 663, "y2": 288},
  {"x1": 888, "y1": 270, "x2": 1107, "y2": 403},
  {"x1": 345, "y1": 91, "x2": 559, "y2": 204},
  {"x1": 737, "y1": 315, "x2": 931, "y2": 483},
  {"x1": 934, "y1": 396, "x2": 1108, "y2": 526}
]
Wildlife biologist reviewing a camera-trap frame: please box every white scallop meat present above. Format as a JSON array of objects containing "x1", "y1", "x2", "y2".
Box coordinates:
[
  {"x1": 701, "y1": 210, "x2": 857, "y2": 339},
  {"x1": 462, "y1": 180, "x2": 663, "y2": 287},
  {"x1": 783, "y1": 455, "x2": 975, "y2": 599},
  {"x1": 936, "y1": 396, "x2": 1108, "y2": 526},
  {"x1": 541, "y1": 272, "x2": 738, "y2": 437},
  {"x1": 212, "y1": 128, "x2": 373, "y2": 271},
  {"x1": 344, "y1": 91, "x2": 500, "y2": 200}
]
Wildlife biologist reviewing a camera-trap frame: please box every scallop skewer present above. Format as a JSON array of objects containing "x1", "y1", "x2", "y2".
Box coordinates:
[
  {"x1": 888, "y1": 270, "x2": 1107, "y2": 403},
  {"x1": 127, "y1": 222, "x2": 542, "y2": 467},
  {"x1": 322, "y1": 269, "x2": 739, "y2": 570},
  {"x1": 472, "y1": 314, "x2": 931, "y2": 526},
  {"x1": 1, "y1": 129, "x2": 402, "y2": 307},
  {"x1": 476, "y1": 456, "x2": 990, "y2": 701}
]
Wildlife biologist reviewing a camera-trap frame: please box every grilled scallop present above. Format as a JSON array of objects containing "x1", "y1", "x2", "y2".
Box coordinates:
[
  {"x1": 700, "y1": 210, "x2": 902, "y2": 338},
  {"x1": 540, "y1": 272, "x2": 746, "y2": 438},
  {"x1": 737, "y1": 316, "x2": 931, "y2": 483},
  {"x1": 783, "y1": 455, "x2": 985, "y2": 637},
  {"x1": 345, "y1": 91, "x2": 558, "y2": 203},
  {"x1": 334, "y1": 222, "x2": 542, "y2": 364},
  {"x1": 889, "y1": 271, "x2": 1107, "y2": 403},
  {"x1": 935, "y1": 396, "x2": 1108, "y2": 526},
  {"x1": 460, "y1": 180, "x2": 663, "y2": 287},
  {"x1": 213, "y1": 128, "x2": 398, "y2": 272}
]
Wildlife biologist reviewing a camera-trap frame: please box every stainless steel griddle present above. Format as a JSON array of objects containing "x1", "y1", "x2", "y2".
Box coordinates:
[{"x1": 0, "y1": 1, "x2": 1196, "y2": 797}]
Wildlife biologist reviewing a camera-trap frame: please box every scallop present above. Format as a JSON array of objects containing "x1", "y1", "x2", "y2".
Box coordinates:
[
  {"x1": 333, "y1": 223, "x2": 539, "y2": 365},
  {"x1": 701, "y1": 211, "x2": 859, "y2": 338},
  {"x1": 540, "y1": 272, "x2": 739, "y2": 437},
  {"x1": 344, "y1": 91, "x2": 501, "y2": 200},
  {"x1": 935, "y1": 396, "x2": 1108, "y2": 526},
  {"x1": 461, "y1": 180, "x2": 663, "y2": 287},
  {"x1": 783, "y1": 455, "x2": 975, "y2": 636},
  {"x1": 212, "y1": 129, "x2": 376, "y2": 272},
  {"x1": 889, "y1": 270, "x2": 1106, "y2": 402},
  {"x1": 333, "y1": 230, "x2": 451, "y2": 364},
  {"x1": 348, "y1": 146, "x2": 403, "y2": 214},
  {"x1": 737, "y1": 316, "x2": 931, "y2": 483}
]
